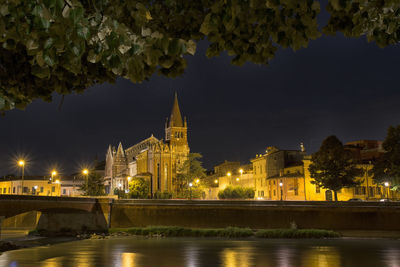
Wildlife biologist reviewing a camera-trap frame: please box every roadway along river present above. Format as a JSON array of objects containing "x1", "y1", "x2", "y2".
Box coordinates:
[{"x1": 1, "y1": 237, "x2": 400, "y2": 266}]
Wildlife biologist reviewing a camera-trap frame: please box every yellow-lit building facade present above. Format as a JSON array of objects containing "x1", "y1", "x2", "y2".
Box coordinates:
[
  {"x1": 208, "y1": 142, "x2": 400, "y2": 201},
  {"x1": 0, "y1": 179, "x2": 61, "y2": 196}
]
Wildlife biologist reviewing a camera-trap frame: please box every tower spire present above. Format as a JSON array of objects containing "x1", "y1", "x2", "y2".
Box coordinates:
[{"x1": 169, "y1": 92, "x2": 183, "y2": 127}]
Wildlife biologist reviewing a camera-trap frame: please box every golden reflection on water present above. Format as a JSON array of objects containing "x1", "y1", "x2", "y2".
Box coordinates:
[
  {"x1": 301, "y1": 246, "x2": 340, "y2": 267},
  {"x1": 121, "y1": 252, "x2": 140, "y2": 267},
  {"x1": 221, "y1": 247, "x2": 255, "y2": 267},
  {"x1": 40, "y1": 256, "x2": 64, "y2": 267}
]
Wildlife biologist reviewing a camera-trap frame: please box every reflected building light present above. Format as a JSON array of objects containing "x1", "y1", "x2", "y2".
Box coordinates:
[
  {"x1": 382, "y1": 248, "x2": 400, "y2": 267},
  {"x1": 276, "y1": 246, "x2": 294, "y2": 267},
  {"x1": 40, "y1": 256, "x2": 65, "y2": 267},
  {"x1": 301, "y1": 246, "x2": 340, "y2": 267},
  {"x1": 221, "y1": 247, "x2": 253, "y2": 267},
  {"x1": 184, "y1": 244, "x2": 200, "y2": 267},
  {"x1": 121, "y1": 252, "x2": 140, "y2": 267}
]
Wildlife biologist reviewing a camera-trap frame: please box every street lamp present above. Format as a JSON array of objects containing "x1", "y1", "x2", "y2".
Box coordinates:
[
  {"x1": 227, "y1": 172, "x2": 231, "y2": 177},
  {"x1": 236, "y1": 177, "x2": 240, "y2": 182},
  {"x1": 189, "y1": 182, "x2": 193, "y2": 200},
  {"x1": 82, "y1": 169, "x2": 89, "y2": 194},
  {"x1": 127, "y1": 176, "x2": 132, "y2": 191},
  {"x1": 384, "y1": 181, "x2": 390, "y2": 200},
  {"x1": 214, "y1": 179, "x2": 218, "y2": 184},
  {"x1": 239, "y1": 169, "x2": 243, "y2": 175},
  {"x1": 18, "y1": 160, "x2": 25, "y2": 195},
  {"x1": 195, "y1": 178, "x2": 200, "y2": 184},
  {"x1": 279, "y1": 181, "x2": 283, "y2": 201}
]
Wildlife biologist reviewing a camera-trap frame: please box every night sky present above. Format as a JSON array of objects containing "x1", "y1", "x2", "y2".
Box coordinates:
[{"x1": 1, "y1": 1, "x2": 400, "y2": 176}]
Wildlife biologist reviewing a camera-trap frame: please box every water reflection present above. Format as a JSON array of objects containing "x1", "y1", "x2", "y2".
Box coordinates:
[
  {"x1": 301, "y1": 246, "x2": 340, "y2": 267},
  {"x1": 382, "y1": 248, "x2": 400, "y2": 267},
  {"x1": 221, "y1": 246, "x2": 255, "y2": 267},
  {"x1": 0, "y1": 238, "x2": 399, "y2": 267}
]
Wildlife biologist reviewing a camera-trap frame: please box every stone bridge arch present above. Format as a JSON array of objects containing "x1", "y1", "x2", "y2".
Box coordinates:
[{"x1": 0, "y1": 195, "x2": 112, "y2": 233}]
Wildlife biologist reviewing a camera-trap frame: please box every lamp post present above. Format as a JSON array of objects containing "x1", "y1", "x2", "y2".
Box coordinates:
[
  {"x1": 189, "y1": 182, "x2": 193, "y2": 200},
  {"x1": 384, "y1": 181, "x2": 389, "y2": 200},
  {"x1": 82, "y1": 169, "x2": 89, "y2": 194},
  {"x1": 50, "y1": 170, "x2": 57, "y2": 196},
  {"x1": 227, "y1": 172, "x2": 231, "y2": 185},
  {"x1": 18, "y1": 160, "x2": 25, "y2": 195},
  {"x1": 279, "y1": 181, "x2": 283, "y2": 201},
  {"x1": 127, "y1": 176, "x2": 132, "y2": 192}
]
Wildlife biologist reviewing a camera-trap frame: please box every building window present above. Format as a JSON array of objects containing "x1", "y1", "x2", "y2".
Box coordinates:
[
  {"x1": 361, "y1": 186, "x2": 366, "y2": 195},
  {"x1": 2, "y1": 188, "x2": 5, "y2": 194},
  {"x1": 369, "y1": 187, "x2": 374, "y2": 197},
  {"x1": 40, "y1": 187, "x2": 44, "y2": 193},
  {"x1": 273, "y1": 190, "x2": 276, "y2": 196},
  {"x1": 63, "y1": 189, "x2": 66, "y2": 195},
  {"x1": 13, "y1": 187, "x2": 15, "y2": 193},
  {"x1": 23, "y1": 187, "x2": 28, "y2": 193},
  {"x1": 261, "y1": 191, "x2": 264, "y2": 197},
  {"x1": 376, "y1": 187, "x2": 381, "y2": 195},
  {"x1": 316, "y1": 185, "x2": 320, "y2": 194},
  {"x1": 52, "y1": 186, "x2": 55, "y2": 193}
]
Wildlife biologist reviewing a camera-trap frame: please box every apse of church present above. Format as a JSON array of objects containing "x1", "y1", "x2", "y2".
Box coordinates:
[{"x1": 104, "y1": 93, "x2": 190, "y2": 196}]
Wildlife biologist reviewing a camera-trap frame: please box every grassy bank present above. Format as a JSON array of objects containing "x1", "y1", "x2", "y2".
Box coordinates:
[{"x1": 109, "y1": 226, "x2": 340, "y2": 239}]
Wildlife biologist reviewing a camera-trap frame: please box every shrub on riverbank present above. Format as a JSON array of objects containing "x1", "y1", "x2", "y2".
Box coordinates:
[
  {"x1": 109, "y1": 226, "x2": 339, "y2": 239},
  {"x1": 218, "y1": 186, "x2": 255, "y2": 199},
  {"x1": 109, "y1": 226, "x2": 253, "y2": 238},
  {"x1": 255, "y1": 229, "x2": 340, "y2": 238}
]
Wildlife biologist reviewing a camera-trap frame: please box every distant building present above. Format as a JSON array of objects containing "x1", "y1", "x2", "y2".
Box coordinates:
[
  {"x1": 104, "y1": 93, "x2": 190, "y2": 196},
  {"x1": 60, "y1": 176, "x2": 84, "y2": 197},
  {"x1": 251, "y1": 146, "x2": 306, "y2": 199},
  {"x1": 345, "y1": 140, "x2": 384, "y2": 163},
  {"x1": 0, "y1": 176, "x2": 61, "y2": 196}
]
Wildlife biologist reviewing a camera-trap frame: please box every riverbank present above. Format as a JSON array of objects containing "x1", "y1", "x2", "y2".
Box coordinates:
[{"x1": 109, "y1": 226, "x2": 340, "y2": 239}]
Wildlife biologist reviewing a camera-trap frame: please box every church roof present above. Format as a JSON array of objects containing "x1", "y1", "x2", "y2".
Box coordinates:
[{"x1": 169, "y1": 92, "x2": 184, "y2": 127}]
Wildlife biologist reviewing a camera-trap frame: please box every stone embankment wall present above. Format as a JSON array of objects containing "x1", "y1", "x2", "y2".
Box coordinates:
[{"x1": 110, "y1": 200, "x2": 400, "y2": 231}]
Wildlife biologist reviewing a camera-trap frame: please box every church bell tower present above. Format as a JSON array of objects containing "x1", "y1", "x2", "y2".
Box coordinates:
[{"x1": 165, "y1": 92, "x2": 188, "y2": 152}]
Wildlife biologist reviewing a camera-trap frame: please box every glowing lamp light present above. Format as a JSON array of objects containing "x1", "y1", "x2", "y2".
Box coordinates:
[
  {"x1": 55, "y1": 180, "x2": 60, "y2": 184},
  {"x1": 384, "y1": 182, "x2": 389, "y2": 187},
  {"x1": 227, "y1": 172, "x2": 231, "y2": 177},
  {"x1": 82, "y1": 169, "x2": 89, "y2": 175},
  {"x1": 18, "y1": 160, "x2": 25, "y2": 166},
  {"x1": 34, "y1": 186, "x2": 38, "y2": 190},
  {"x1": 189, "y1": 183, "x2": 193, "y2": 187},
  {"x1": 239, "y1": 169, "x2": 243, "y2": 174},
  {"x1": 118, "y1": 183, "x2": 122, "y2": 188},
  {"x1": 195, "y1": 179, "x2": 200, "y2": 184},
  {"x1": 279, "y1": 182, "x2": 283, "y2": 187},
  {"x1": 127, "y1": 176, "x2": 132, "y2": 181},
  {"x1": 51, "y1": 170, "x2": 57, "y2": 176},
  {"x1": 236, "y1": 177, "x2": 240, "y2": 181},
  {"x1": 214, "y1": 179, "x2": 218, "y2": 184}
]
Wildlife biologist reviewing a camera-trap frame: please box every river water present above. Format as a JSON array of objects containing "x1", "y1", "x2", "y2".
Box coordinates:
[{"x1": 1, "y1": 237, "x2": 400, "y2": 266}]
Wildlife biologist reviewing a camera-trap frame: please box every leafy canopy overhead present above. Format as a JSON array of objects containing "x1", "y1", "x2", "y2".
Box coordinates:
[{"x1": 1, "y1": 0, "x2": 399, "y2": 110}]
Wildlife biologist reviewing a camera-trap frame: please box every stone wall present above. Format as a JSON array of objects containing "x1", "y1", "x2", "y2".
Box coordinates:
[{"x1": 110, "y1": 200, "x2": 400, "y2": 231}]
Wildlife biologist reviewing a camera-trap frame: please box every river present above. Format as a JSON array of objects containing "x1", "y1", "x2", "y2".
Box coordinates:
[{"x1": 1, "y1": 236, "x2": 400, "y2": 266}]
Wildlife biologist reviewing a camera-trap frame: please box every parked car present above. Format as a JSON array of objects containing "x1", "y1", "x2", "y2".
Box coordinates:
[{"x1": 348, "y1": 198, "x2": 363, "y2": 202}]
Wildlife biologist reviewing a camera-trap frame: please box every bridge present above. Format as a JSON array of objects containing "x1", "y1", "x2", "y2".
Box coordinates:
[
  {"x1": 1, "y1": 196, "x2": 400, "y2": 233},
  {"x1": 0, "y1": 195, "x2": 112, "y2": 233}
]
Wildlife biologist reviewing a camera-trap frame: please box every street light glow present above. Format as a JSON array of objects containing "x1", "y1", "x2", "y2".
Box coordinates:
[
  {"x1": 82, "y1": 169, "x2": 89, "y2": 175},
  {"x1": 214, "y1": 179, "x2": 218, "y2": 184},
  {"x1": 195, "y1": 179, "x2": 200, "y2": 183},
  {"x1": 127, "y1": 176, "x2": 132, "y2": 181},
  {"x1": 227, "y1": 172, "x2": 231, "y2": 177},
  {"x1": 189, "y1": 183, "x2": 193, "y2": 187},
  {"x1": 51, "y1": 170, "x2": 57, "y2": 176},
  {"x1": 236, "y1": 177, "x2": 240, "y2": 181},
  {"x1": 18, "y1": 160, "x2": 25, "y2": 166},
  {"x1": 239, "y1": 169, "x2": 243, "y2": 174},
  {"x1": 279, "y1": 182, "x2": 283, "y2": 187},
  {"x1": 384, "y1": 182, "x2": 389, "y2": 187}
]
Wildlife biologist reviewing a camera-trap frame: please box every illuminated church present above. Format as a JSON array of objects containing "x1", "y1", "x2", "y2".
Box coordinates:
[{"x1": 104, "y1": 93, "x2": 190, "y2": 196}]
